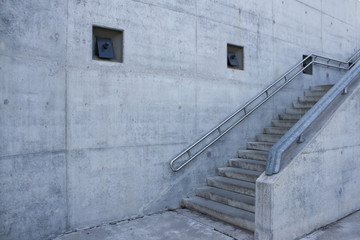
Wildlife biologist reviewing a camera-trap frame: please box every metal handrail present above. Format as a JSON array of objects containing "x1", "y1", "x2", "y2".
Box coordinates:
[
  {"x1": 170, "y1": 49, "x2": 360, "y2": 172},
  {"x1": 266, "y1": 50, "x2": 360, "y2": 175}
]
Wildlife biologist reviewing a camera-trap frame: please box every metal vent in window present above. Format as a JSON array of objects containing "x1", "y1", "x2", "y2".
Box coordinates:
[
  {"x1": 95, "y1": 37, "x2": 114, "y2": 59},
  {"x1": 227, "y1": 52, "x2": 239, "y2": 67}
]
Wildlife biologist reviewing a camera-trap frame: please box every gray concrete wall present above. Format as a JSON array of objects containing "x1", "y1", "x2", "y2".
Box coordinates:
[
  {"x1": 1, "y1": 0, "x2": 360, "y2": 239},
  {"x1": 255, "y1": 73, "x2": 360, "y2": 240},
  {"x1": 0, "y1": 0, "x2": 67, "y2": 239}
]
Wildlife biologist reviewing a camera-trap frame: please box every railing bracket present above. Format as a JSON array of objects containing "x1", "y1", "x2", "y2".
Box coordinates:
[
  {"x1": 297, "y1": 134, "x2": 305, "y2": 143},
  {"x1": 342, "y1": 87, "x2": 348, "y2": 95}
]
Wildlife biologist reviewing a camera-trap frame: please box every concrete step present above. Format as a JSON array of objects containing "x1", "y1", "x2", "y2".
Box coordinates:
[
  {"x1": 182, "y1": 85, "x2": 335, "y2": 232},
  {"x1": 279, "y1": 113, "x2": 303, "y2": 120},
  {"x1": 182, "y1": 196, "x2": 255, "y2": 231},
  {"x1": 256, "y1": 134, "x2": 283, "y2": 143},
  {"x1": 264, "y1": 126, "x2": 290, "y2": 135},
  {"x1": 247, "y1": 141, "x2": 273, "y2": 152},
  {"x1": 310, "y1": 84, "x2": 333, "y2": 91},
  {"x1": 285, "y1": 107, "x2": 310, "y2": 114},
  {"x1": 228, "y1": 158, "x2": 266, "y2": 172},
  {"x1": 304, "y1": 90, "x2": 327, "y2": 97},
  {"x1": 206, "y1": 176, "x2": 256, "y2": 197},
  {"x1": 195, "y1": 186, "x2": 255, "y2": 213},
  {"x1": 293, "y1": 101, "x2": 316, "y2": 109},
  {"x1": 298, "y1": 95, "x2": 321, "y2": 104},
  {"x1": 238, "y1": 150, "x2": 268, "y2": 161},
  {"x1": 218, "y1": 167, "x2": 262, "y2": 182},
  {"x1": 271, "y1": 119, "x2": 298, "y2": 128}
]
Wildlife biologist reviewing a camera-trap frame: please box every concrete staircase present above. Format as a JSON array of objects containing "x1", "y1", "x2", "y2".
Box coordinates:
[{"x1": 182, "y1": 85, "x2": 333, "y2": 232}]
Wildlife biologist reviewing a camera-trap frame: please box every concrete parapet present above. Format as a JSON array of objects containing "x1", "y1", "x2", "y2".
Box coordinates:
[{"x1": 255, "y1": 75, "x2": 360, "y2": 240}]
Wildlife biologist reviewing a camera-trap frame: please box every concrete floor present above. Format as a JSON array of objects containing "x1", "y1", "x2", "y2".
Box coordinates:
[
  {"x1": 54, "y1": 209, "x2": 253, "y2": 240},
  {"x1": 54, "y1": 209, "x2": 360, "y2": 240},
  {"x1": 300, "y1": 210, "x2": 360, "y2": 240}
]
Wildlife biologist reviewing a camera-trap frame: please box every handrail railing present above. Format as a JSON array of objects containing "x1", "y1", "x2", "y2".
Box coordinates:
[
  {"x1": 170, "y1": 49, "x2": 360, "y2": 172},
  {"x1": 266, "y1": 50, "x2": 360, "y2": 175}
]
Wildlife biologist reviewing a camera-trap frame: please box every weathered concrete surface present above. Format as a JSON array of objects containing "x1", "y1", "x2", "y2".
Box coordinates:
[
  {"x1": 300, "y1": 210, "x2": 360, "y2": 240},
  {"x1": 55, "y1": 209, "x2": 253, "y2": 240},
  {"x1": 255, "y1": 73, "x2": 360, "y2": 239},
  {"x1": 0, "y1": 153, "x2": 67, "y2": 240},
  {"x1": 1, "y1": 0, "x2": 360, "y2": 239}
]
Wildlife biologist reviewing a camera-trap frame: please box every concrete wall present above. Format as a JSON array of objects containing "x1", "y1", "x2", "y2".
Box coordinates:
[
  {"x1": 0, "y1": 1, "x2": 67, "y2": 239},
  {"x1": 255, "y1": 73, "x2": 360, "y2": 240},
  {"x1": 1, "y1": 0, "x2": 360, "y2": 239}
]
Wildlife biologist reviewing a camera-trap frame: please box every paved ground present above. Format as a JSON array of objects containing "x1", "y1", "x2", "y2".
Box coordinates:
[
  {"x1": 54, "y1": 209, "x2": 360, "y2": 240},
  {"x1": 300, "y1": 210, "x2": 360, "y2": 240},
  {"x1": 54, "y1": 209, "x2": 253, "y2": 240}
]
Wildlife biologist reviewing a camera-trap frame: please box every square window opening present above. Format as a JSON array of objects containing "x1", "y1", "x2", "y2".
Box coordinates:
[
  {"x1": 227, "y1": 44, "x2": 244, "y2": 70},
  {"x1": 92, "y1": 25, "x2": 123, "y2": 63}
]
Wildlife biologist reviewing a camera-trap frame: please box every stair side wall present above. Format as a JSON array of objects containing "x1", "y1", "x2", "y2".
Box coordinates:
[{"x1": 255, "y1": 77, "x2": 360, "y2": 240}]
